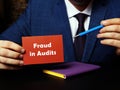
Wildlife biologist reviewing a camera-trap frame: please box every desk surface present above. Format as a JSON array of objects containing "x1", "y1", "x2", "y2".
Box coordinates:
[{"x1": 0, "y1": 65, "x2": 120, "y2": 90}]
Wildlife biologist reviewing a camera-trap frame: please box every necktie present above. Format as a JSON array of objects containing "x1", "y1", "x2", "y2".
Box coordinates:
[{"x1": 74, "y1": 13, "x2": 88, "y2": 61}]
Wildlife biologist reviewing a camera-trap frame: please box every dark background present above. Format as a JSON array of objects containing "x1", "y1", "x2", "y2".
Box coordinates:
[
  {"x1": 0, "y1": 64, "x2": 120, "y2": 90},
  {"x1": 0, "y1": 0, "x2": 28, "y2": 33}
]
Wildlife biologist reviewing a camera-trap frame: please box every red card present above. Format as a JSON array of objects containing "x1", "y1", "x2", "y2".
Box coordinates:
[{"x1": 22, "y1": 35, "x2": 64, "y2": 65}]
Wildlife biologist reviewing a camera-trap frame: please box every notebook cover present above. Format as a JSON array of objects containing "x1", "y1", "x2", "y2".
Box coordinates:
[{"x1": 43, "y1": 61, "x2": 101, "y2": 79}]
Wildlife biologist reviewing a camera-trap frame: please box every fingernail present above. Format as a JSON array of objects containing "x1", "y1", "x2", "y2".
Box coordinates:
[
  {"x1": 100, "y1": 40, "x2": 104, "y2": 44},
  {"x1": 19, "y1": 54, "x2": 23, "y2": 59},
  {"x1": 97, "y1": 34, "x2": 100, "y2": 38},
  {"x1": 101, "y1": 20, "x2": 107, "y2": 25},
  {"x1": 21, "y1": 49, "x2": 25, "y2": 54},
  {"x1": 20, "y1": 61, "x2": 24, "y2": 66}
]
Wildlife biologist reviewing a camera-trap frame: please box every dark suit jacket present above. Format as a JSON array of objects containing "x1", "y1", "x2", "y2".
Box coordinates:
[{"x1": 0, "y1": 0, "x2": 120, "y2": 65}]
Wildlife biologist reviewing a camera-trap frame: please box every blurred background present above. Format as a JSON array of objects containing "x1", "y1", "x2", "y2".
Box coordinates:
[{"x1": 0, "y1": 0, "x2": 28, "y2": 33}]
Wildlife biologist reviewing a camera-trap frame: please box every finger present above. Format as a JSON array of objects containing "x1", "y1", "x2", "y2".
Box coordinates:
[
  {"x1": 99, "y1": 25, "x2": 120, "y2": 33},
  {"x1": 116, "y1": 48, "x2": 120, "y2": 55},
  {"x1": 0, "y1": 48, "x2": 23, "y2": 59},
  {"x1": 0, "y1": 40, "x2": 25, "y2": 53},
  {"x1": 0, "y1": 63, "x2": 21, "y2": 70},
  {"x1": 101, "y1": 18, "x2": 120, "y2": 26},
  {"x1": 100, "y1": 39, "x2": 120, "y2": 48},
  {"x1": 0, "y1": 56, "x2": 24, "y2": 66},
  {"x1": 97, "y1": 32, "x2": 120, "y2": 40}
]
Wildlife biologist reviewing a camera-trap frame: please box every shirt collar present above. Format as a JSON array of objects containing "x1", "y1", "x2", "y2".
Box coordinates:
[{"x1": 64, "y1": 0, "x2": 92, "y2": 18}]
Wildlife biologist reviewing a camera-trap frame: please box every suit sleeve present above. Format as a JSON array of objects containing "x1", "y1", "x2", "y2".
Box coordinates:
[{"x1": 0, "y1": 0, "x2": 32, "y2": 45}]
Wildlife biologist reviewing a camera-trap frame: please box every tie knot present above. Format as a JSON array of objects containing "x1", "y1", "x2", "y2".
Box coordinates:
[
  {"x1": 74, "y1": 13, "x2": 88, "y2": 33},
  {"x1": 74, "y1": 13, "x2": 88, "y2": 24}
]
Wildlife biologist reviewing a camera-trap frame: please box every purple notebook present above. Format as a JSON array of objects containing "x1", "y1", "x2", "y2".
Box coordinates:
[{"x1": 43, "y1": 61, "x2": 101, "y2": 79}]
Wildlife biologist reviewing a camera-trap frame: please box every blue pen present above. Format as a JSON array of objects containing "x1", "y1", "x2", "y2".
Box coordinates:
[{"x1": 74, "y1": 25, "x2": 104, "y2": 37}]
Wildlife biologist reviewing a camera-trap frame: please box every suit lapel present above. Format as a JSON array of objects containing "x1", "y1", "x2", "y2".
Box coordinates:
[
  {"x1": 53, "y1": 0, "x2": 76, "y2": 61},
  {"x1": 53, "y1": 0, "x2": 109, "y2": 62},
  {"x1": 82, "y1": 0, "x2": 108, "y2": 62}
]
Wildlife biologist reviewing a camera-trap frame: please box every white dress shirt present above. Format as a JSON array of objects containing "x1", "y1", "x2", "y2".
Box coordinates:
[{"x1": 64, "y1": 0, "x2": 92, "y2": 41}]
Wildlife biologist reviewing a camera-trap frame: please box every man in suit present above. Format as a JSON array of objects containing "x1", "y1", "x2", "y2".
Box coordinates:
[{"x1": 0, "y1": 0, "x2": 120, "y2": 70}]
